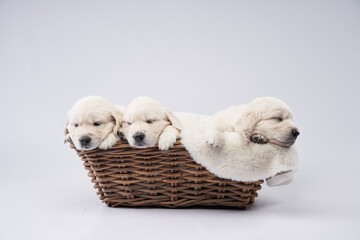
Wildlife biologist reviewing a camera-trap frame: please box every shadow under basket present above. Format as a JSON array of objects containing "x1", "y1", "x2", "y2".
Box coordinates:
[{"x1": 73, "y1": 140, "x2": 263, "y2": 209}]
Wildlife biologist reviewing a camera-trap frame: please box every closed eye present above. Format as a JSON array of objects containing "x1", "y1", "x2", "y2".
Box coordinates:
[
  {"x1": 273, "y1": 117, "x2": 283, "y2": 122},
  {"x1": 126, "y1": 122, "x2": 131, "y2": 125},
  {"x1": 93, "y1": 122, "x2": 102, "y2": 126},
  {"x1": 146, "y1": 119, "x2": 155, "y2": 124},
  {"x1": 74, "y1": 123, "x2": 79, "y2": 127}
]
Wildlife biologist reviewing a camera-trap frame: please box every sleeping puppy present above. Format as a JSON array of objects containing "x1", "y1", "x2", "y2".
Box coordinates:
[
  {"x1": 64, "y1": 96, "x2": 123, "y2": 150},
  {"x1": 205, "y1": 97, "x2": 300, "y2": 147},
  {"x1": 122, "y1": 96, "x2": 182, "y2": 150}
]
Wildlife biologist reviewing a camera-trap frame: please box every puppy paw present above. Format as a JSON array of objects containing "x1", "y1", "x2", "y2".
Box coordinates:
[
  {"x1": 158, "y1": 133, "x2": 177, "y2": 151},
  {"x1": 118, "y1": 131, "x2": 127, "y2": 142},
  {"x1": 99, "y1": 133, "x2": 119, "y2": 150},
  {"x1": 250, "y1": 134, "x2": 268, "y2": 144},
  {"x1": 205, "y1": 130, "x2": 224, "y2": 147},
  {"x1": 64, "y1": 134, "x2": 73, "y2": 144}
]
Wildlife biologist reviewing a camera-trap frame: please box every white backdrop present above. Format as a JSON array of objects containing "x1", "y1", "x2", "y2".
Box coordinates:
[{"x1": 1, "y1": 0, "x2": 359, "y2": 239}]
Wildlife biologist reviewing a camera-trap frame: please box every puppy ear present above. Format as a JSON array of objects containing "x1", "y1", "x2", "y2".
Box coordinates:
[
  {"x1": 64, "y1": 120, "x2": 70, "y2": 144},
  {"x1": 165, "y1": 109, "x2": 182, "y2": 131},
  {"x1": 235, "y1": 111, "x2": 261, "y2": 141},
  {"x1": 111, "y1": 110, "x2": 123, "y2": 135}
]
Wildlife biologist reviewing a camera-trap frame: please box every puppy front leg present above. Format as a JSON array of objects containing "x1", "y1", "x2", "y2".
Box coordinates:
[
  {"x1": 99, "y1": 133, "x2": 120, "y2": 150},
  {"x1": 158, "y1": 125, "x2": 179, "y2": 150},
  {"x1": 205, "y1": 129, "x2": 224, "y2": 147}
]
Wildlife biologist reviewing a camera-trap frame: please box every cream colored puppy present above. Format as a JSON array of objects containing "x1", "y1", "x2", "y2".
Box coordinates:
[
  {"x1": 206, "y1": 97, "x2": 300, "y2": 147},
  {"x1": 64, "y1": 96, "x2": 123, "y2": 150},
  {"x1": 122, "y1": 96, "x2": 182, "y2": 150}
]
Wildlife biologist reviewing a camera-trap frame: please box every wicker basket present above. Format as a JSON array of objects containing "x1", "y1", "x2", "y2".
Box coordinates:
[{"x1": 73, "y1": 140, "x2": 263, "y2": 209}]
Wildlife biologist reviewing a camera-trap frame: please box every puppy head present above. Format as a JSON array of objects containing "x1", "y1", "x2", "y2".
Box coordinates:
[
  {"x1": 235, "y1": 97, "x2": 299, "y2": 147},
  {"x1": 122, "y1": 96, "x2": 181, "y2": 148},
  {"x1": 64, "y1": 96, "x2": 123, "y2": 150}
]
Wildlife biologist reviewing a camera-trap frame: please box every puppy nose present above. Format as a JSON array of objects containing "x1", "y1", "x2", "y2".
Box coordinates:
[
  {"x1": 80, "y1": 136, "x2": 91, "y2": 146},
  {"x1": 133, "y1": 132, "x2": 145, "y2": 141},
  {"x1": 292, "y1": 129, "x2": 300, "y2": 138}
]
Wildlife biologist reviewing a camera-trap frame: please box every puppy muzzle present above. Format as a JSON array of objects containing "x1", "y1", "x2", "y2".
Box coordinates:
[
  {"x1": 79, "y1": 136, "x2": 92, "y2": 149},
  {"x1": 133, "y1": 132, "x2": 146, "y2": 147},
  {"x1": 279, "y1": 129, "x2": 300, "y2": 147}
]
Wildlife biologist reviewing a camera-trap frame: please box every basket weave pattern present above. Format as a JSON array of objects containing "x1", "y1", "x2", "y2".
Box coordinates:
[{"x1": 75, "y1": 141, "x2": 263, "y2": 209}]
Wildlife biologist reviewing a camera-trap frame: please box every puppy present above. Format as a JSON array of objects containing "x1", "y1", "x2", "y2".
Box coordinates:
[
  {"x1": 122, "y1": 96, "x2": 182, "y2": 150},
  {"x1": 205, "y1": 97, "x2": 300, "y2": 147},
  {"x1": 64, "y1": 96, "x2": 123, "y2": 150}
]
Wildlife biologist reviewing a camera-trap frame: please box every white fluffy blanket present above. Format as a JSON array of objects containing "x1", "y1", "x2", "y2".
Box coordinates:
[{"x1": 175, "y1": 113, "x2": 300, "y2": 186}]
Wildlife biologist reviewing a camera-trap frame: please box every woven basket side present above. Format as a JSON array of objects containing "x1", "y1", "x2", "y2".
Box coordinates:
[{"x1": 76, "y1": 142, "x2": 263, "y2": 209}]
